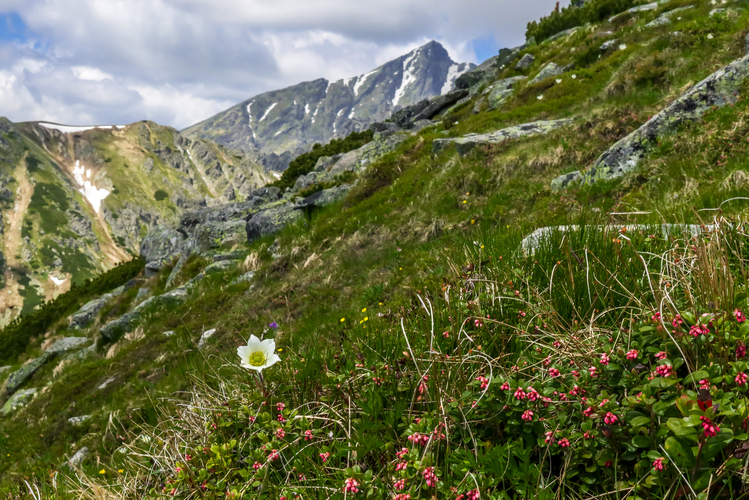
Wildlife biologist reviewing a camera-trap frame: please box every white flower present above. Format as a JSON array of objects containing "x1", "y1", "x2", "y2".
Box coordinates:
[
  {"x1": 707, "y1": 34, "x2": 714, "y2": 39},
  {"x1": 237, "y1": 335, "x2": 281, "y2": 372},
  {"x1": 555, "y1": 79, "x2": 562, "y2": 84},
  {"x1": 537, "y1": 95, "x2": 544, "y2": 100},
  {"x1": 571, "y1": 74, "x2": 577, "y2": 79},
  {"x1": 710, "y1": 0, "x2": 716, "y2": 4},
  {"x1": 619, "y1": 44, "x2": 627, "y2": 50},
  {"x1": 677, "y1": 17, "x2": 682, "y2": 20}
]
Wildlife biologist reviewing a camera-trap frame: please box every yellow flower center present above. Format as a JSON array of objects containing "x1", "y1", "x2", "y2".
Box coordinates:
[{"x1": 249, "y1": 351, "x2": 267, "y2": 367}]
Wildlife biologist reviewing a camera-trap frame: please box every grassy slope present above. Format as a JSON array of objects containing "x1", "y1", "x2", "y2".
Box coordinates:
[{"x1": 1, "y1": 1, "x2": 749, "y2": 497}]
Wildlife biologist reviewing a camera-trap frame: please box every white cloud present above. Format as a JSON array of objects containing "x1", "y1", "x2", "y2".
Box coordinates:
[{"x1": 0, "y1": 0, "x2": 569, "y2": 129}]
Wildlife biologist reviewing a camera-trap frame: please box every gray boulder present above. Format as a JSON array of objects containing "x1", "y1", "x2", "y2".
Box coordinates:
[
  {"x1": 213, "y1": 250, "x2": 245, "y2": 262},
  {"x1": 68, "y1": 447, "x2": 89, "y2": 467},
  {"x1": 204, "y1": 260, "x2": 235, "y2": 276},
  {"x1": 69, "y1": 287, "x2": 126, "y2": 328},
  {"x1": 231, "y1": 272, "x2": 255, "y2": 285},
  {"x1": 390, "y1": 100, "x2": 431, "y2": 128},
  {"x1": 135, "y1": 287, "x2": 150, "y2": 301},
  {"x1": 488, "y1": 76, "x2": 527, "y2": 109},
  {"x1": 100, "y1": 285, "x2": 192, "y2": 341},
  {"x1": 529, "y1": 62, "x2": 564, "y2": 85},
  {"x1": 551, "y1": 171, "x2": 583, "y2": 191},
  {"x1": 515, "y1": 54, "x2": 536, "y2": 71},
  {"x1": 45, "y1": 337, "x2": 89, "y2": 355},
  {"x1": 140, "y1": 227, "x2": 185, "y2": 275},
  {"x1": 246, "y1": 202, "x2": 304, "y2": 243},
  {"x1": 600, "y1": 39, "x2": 618, "y2": 51},
  {"x1": 746, "y1": 33, "x2": 749, "y2": 54},
  {"x1": 296, "y1": 185, "x2": 352, "y2": 210},
  {"x1": 609, "y1": 1, "x2": 663, "y2": 22},
  {"x1": 645, "y1": 6, "x2": 694, "y2": 28},
  {"x1": 5, "y1": 356, "x2": 51, "y2": 394},
  {"x1": 1, "y1": 388, "x2": 37, "y2": 416},
  {"x1": 546, "y1": 27, "x2": 580, "y2": 43},
  {"x1": 433, "y1": 119, "x2": 574, "y2": 156},
  {"x1": 411, "y1": 90, "x2": 470, "y2": 123},
  {"x1": 583, "y1": 53, "x2": 749, "y2": 184}
]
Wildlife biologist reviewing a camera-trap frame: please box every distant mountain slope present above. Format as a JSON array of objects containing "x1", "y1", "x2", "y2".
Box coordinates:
[
  {"x1": 0, "y1": 119, "x2": 272, "y2": 324},
  {"x1": 182, "y1": 40, "x2": 474, "y2": 169}
]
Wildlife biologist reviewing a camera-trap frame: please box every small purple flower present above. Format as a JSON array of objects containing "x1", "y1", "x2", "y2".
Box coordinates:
[{"x1": 269, "y1": 322, "x2": 279, "y2": 329}]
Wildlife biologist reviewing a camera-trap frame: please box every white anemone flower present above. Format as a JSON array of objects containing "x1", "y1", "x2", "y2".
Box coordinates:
[
  {"x1": 237, "y1": 335, "x2": 281, "y2": 372},
  {"x1": 555, "y1": 79, "x2": 562, "y2": 84},
  {"x1": 619, "y1": 44, "x2": 627, "y2": 50},
  {"x1": 707, "y1": 34, "x2": 714, "y2": 40},
  {"x1": 572, "y1": 74, "x2": 577, "y2": 79},
  {"x1": 537, "y1": 95, "x2": 544, "y2": 100}
]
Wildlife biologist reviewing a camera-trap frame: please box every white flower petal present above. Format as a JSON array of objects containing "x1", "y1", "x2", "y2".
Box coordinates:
[
  {"x1": 265, "y1": 353, "x2": 281, "y2": 368},
  {"x1": 259, "y1": 338, "x2": 276, "y2": 354},
  {"x1": 237, "y1": 346, "x2": 251, "y2": 364}
]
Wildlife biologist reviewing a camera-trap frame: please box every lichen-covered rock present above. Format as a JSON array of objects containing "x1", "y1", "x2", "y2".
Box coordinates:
[
  {"x1": 204, "y1": 260, "x2": 235, "y2": 276},
  {"x1": 551, "y1": 171, "x2": 583, "y2": 191},
  {"x1": 139, "y1": 227, "x2": 185, "y2": 273},
  {"x1": 70, "y1": 289, "x2": 123, "y2": 328},
  {"x1": 521, "y1": 224, "x2": 713, "y2": 254},
  {"x1": 584, "y1": 54, "x2": 749, "y2": 184},
  {"x1": 5, "y1": 356, "x2": 51, "y2": 394},
  {"x1": 45, "y1": 337, "x2": 89, "y2": 355},
  {"x1": 600, "y1": 39, "x2": 618, "y2": 51},
  {"x1": 546, "y1": 27, "x2": 580, "y2": 43},
  {"x1": 246, "y1": 202, "x2": 303, "y2": 243},
  {"x1": 100, "y1": 285, "x2": 191, "y2": 341},
  {"x1": 296, "y1": 185, "x2": 353, "y2": 210},
  {"x1": 68, "y1": 447, "x2": 89, "y2": 467},
  {"x1": 198, "y1": 329, "x2": 217, "y2": 349},
  {"x1": 487, "y1": 76, "x2": 527, "y2": 109},
  {"x1": 433, "y1": 119, "x2": 574, "y2": 156},
  {"x1": 213, "y1": 250, "x2": 246, "y2": 262},
  {"x1": 1, "y1": 388, "x2": 37, "y2": 416},
  {"x1": 529, "y1": 62, "x2": 564, "y2": 85},
  {"x1": 515, "y1": 53, "x2": 535, "y2": 71},
  {"x1": 68, "y1": 415, "x2": 91, "y2": 426},
  {"x1": 231, "y1": 272, "x2": 255, "y2": 285},
  {"x1": 314, "y1": 153, "x2": 345, "y2": 172},
  {"x1": 609, "y1": 1, "x2": 663, "y2": 22},
  {"x1": 645, "y1": 6, "x2": 694, "y2": 28}
]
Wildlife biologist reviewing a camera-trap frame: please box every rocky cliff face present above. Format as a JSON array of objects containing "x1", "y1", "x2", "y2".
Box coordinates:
[
  {"x1": 0, "y1": 119, "x2": 272, "y2": 324},
  {"x1": 182, "y1": 40, "x2": 474, "y2": 170}
]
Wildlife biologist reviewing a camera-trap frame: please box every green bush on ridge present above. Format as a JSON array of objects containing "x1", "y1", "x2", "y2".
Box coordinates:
[
  {"x1": 271, "y1": 130, "x2": 374, "y2": 191},
  {"x1": 526, "y1": 0, "x2": 639, "y2": 42}
]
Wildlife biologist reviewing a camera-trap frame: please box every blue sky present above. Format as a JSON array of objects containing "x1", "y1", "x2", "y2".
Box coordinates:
[{"x1": 0, "y1": 1, "x2": 567, "y2": 128}]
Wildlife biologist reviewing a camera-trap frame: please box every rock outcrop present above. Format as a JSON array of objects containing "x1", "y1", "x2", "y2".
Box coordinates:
[
  {"x1": 1, "y1": 388, "x2": 37, "y2": 416},
  {"x1": 529, "y1": 62, "x2": 564, "y2": 85},
  {"x1": 433, "y1": 119, "x2": 574, "y2": 156},
  {"x1": 577, "y1": 54, "x2": 749, "y2": 184}
]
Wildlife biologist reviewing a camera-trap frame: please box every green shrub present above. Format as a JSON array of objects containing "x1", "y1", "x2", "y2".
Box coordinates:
[
  {"x1": 271, "y1": 130, "x2": 374, "y2": 191},
  {"x1": 526, "y1": 0, "x2": 638, "y2": 42},
  {"x1": 154, "y1": 190, "x2": 169, "y2": 201}
]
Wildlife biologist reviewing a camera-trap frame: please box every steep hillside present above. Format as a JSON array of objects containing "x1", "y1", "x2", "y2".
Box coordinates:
[
  {"x1": 0, "y1": 120, "x2": 272, "y2": 324},
  {"x1": 2, "y1": 0, "x2": 749, "y2": 499},
  {"x1": 182, "y1": 41, "x2": 474, "y2": 170}
]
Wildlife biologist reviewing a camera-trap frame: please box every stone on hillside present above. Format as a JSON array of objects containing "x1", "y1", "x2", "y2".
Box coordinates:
[
  {"x1": 296, "y1": 185, "x2": 353, "y2": 211},
  {"x1": 246, "y1": 202, "x2": 303, "y2": 243},
  {"x1": 454, "y1": 66, "x2": 495, "y2": 90},
  {"x1": 551, "y1": 171, "x2": 583, "y2": 191},
  {"x1": 231, "y1": 272, "x2": 255, "y2": 285},
  {"x1": 164, "y1": 331, "x2": 176, "y2": 337},
  {"x1": 646, "y1": 6, "x2": 694, "y2": 28},
  {"x1": 70, "y1": 288, "x2": 124, "y2": 328},
  {"x1": 432, "y1": 119, "x2": 574, "y2": 156},
  {"x1": 68, "y1": 447, "x2": 88, "y2": 467},
  {"x1": 313, "y1": 153, "x2": 344, "y2": 172},
  {"x1": 5, "y1": 356, "x2": 50, "y2": 395},
  {"x1": 411, "y1": 90, "x2": 470, "y2": 123},
  {"x1": 515, "y1": 53, "x2": 535, "y2": 71},
  {"x1": 135, "y1": 288, "x2": 150, "y2": 301},
  {"x1": 198, "y1": 329, "x2": 217, "y2": 349},
  {"x1": 0, "y1": 366, "x2": 11, "y2": 376},
  {"x1": 488, "y1": 76, "x2": 527, "y2": 109},
  {"x1": 205, "y1": 260, "x2": 235, "y2": 276},
  {"x1": 411, "y1": 120, "x2": 440, "y2": 132},
  {"x1": 709, "y1": 8, "x2": 736, "y2": 16},
  {"x1": 368, "y1": 122, "x2": 400, "y2": 135},
  {"x1": 529, "y1": 62, "x2": 564, "y2": 85},
  {"x1": 600, "y1": 39, "x2": 618, "y2": 51},
  {"x1": 583, "y1": 54, "x2": 749, "y2": 184},
  {"x1": 390, "y1": 100, "x2": 431, "y2": 128},
  {"x1": 546, "y1": 27, "x2": 579, "y2": 43},
  {"x1": 100, "y1": 286, "x2": 191, "y2": 341},
  {"x1": 45, "y1": 337, "x2": 89, "y2": 355},
  {"x1": 609, "y1": 1, "x2": 662, "y2": 22},
  {"x1": 746, "y1": 33, "x2": 749, "y2": 54},
  {"x1": 213, "y1": 250, "x2": 245, "y2": 262},
  {"x1": 521, "y1": 224, "x2": 713, "y2": 254},
  {"x1": 329, "y1": 148, "x2": 366, "y2": 175},
  {"x1": 97, "y1": 376, "x2": 117, "y2": 390},
  {"x1": 1, "y1": 388, "x2": 36, "y2": 416},
  {"x1": 68, "y1": 415, "x2": 91, "y2": 426},
  {"x1": 140, "y1": 228, "x2": 185, "y2": 269}
]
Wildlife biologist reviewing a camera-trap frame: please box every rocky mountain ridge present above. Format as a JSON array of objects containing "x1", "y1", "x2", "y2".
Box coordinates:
[
  {"x1": 0, "y1": 119, "x2": 273, "y2": 324},
  {"x1": 182, "y1": 40, "x2": 474, "y2": 170}
]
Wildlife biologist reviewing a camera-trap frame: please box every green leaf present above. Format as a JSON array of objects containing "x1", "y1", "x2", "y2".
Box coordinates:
[
  {"x1": 665, "y1": 436, "x2": 696, "y2": 467},
  {"x1": 667, "y1": 418, "x2": 697, "y2": 436},
  {"x1": 632, "y1": 435, "x2": 651, "y2": 448},
  {"x1": 629, "y1": 416, "x2": 651, "y2": 427},
  {"x1": 683, "y1": 371, "x2": 709, "y2": 385},
  {"x1": 701, "y1": 429, "x2": 734, "y2": 461}
]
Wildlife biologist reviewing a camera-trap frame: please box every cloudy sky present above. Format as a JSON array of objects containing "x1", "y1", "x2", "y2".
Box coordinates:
[{"x1": 0, "y1": 0, "x2": 568, "y2": 130}]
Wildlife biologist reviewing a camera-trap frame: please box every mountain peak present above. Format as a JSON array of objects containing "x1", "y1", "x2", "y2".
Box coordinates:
[{"x1": 183, "y1": 42, "x2": 475, "y2": 170}]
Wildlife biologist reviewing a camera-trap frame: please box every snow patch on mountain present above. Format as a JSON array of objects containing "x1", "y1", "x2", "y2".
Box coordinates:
[
  {"x1": 247, "y1": 102, "x2": 254, "y2": 122},
  {"x1": 38, "y1": 122, "x2": 123, "y2": 133},
  {"x1": 259, "y1": 103, "x2": 277, "y2": 122},
  {"x1": 441, "y1": 64, "x2": 466, "y2": 95},
  {"x1": 393, "y1": 48, "x2": 421, "y2": 107},
  {"x1": 354, "y1": 70, "x2": 378, "y2": 96},
  {"x1": 72, "y1": 161, "x2": 110, "y2": 214}
]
